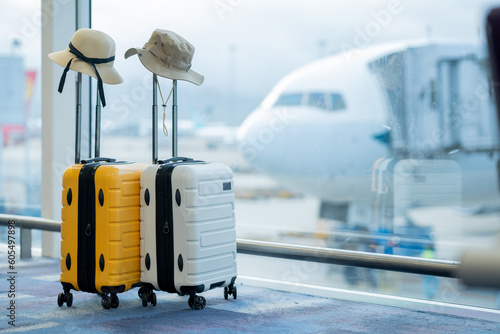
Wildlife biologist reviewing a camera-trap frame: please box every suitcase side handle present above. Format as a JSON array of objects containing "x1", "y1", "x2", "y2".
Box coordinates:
[
  {"x1": 158, "y1": 157, "x2": 193, "y2": 164},
  {"x1": 81, "y1": 157, "x2": 117, "y2": 164}
]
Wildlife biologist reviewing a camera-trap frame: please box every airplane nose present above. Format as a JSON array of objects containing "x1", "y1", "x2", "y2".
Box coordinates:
[
  {"x1": 237, "y1": 106, "x2": 390, "y2": 201},
  {"x1": 237, "y1": 108, "x2": 299, "y2": 167},
  {"x1": 238, "y1": 105, "x2": 390, "y2": 172}
]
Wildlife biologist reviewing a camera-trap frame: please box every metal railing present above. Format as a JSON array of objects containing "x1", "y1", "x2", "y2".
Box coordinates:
[
  {"x1": 237, "y1": 239, "x2": 458, "y2": 278},
  {"x1": 0, "y1": 213, "x2": 459, "y2": 278},
  {"x1": 0, "y1": 214, "x2": 61, "y2": 259}
]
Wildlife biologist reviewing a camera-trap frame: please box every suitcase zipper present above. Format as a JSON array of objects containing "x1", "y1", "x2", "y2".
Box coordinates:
[
  {"x1": 155, "y1": 164, "x2": 176, "y2": 293},
  {"x1": 85, "y1": 224, "x2": 92, "y2": 236},
  {"x1": 77, "y1": 163, "x2": 98, "y2": 293}
]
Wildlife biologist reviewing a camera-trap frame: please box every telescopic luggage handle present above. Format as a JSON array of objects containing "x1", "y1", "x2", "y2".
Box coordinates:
[
  {"x1": 172, "y1": 79, "x2": 178, "y2": 158},
  {"x1": 80, "y1": 157, "x2": 116, "y2": 164},
  {"x1": 152, "y1": 74, "x2": 178, "y2": 164},
  {"x1": 152, "y1": 74, "x2": 158, "y2": 164},
  {"x1": 74, "y1": 73, "x2": 103, "y2": 164},
  {"x1": 74, "y1": 73, "x2": 82, "y2": 164},
  {"x1": 158, "y1": 157, "x2": 193, "y2": 164}
]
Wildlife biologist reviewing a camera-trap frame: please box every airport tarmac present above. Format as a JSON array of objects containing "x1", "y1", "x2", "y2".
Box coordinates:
[{"x1": 1, "y1": 135, "x2": 500, "y2": 311}]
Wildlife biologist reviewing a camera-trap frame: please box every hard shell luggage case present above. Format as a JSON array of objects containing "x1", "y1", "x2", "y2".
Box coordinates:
[
  {"x1": 138, "y1": 76, "x2": 237, "y2": 310},
  {"x1": 57, "y1": 72, "x2": 146, "y2": 309},
  {"x1": 139, "y1": 158, "x2": 238, "y2": 309},
  {"x1": 60, "y1": 158, "x2": 146, "y2": 308}
]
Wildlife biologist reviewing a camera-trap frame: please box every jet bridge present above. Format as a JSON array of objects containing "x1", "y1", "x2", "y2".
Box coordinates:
[
  {"x1": 365, "y1": 45, "x2": 500, "y2": 253},
  {"x1": 369, "y1": 44, "x2": 500, "y2": 159}
]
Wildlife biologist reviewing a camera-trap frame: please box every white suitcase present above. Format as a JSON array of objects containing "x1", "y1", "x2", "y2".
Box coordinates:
[{"x1": 138, "y1": 76, "x2": 237, "y2": 310}]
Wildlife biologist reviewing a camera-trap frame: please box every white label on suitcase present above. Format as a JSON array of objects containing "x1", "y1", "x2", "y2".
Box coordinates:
[{"x1": 199, "y1": 180, "x2": 234, "y2": 195}]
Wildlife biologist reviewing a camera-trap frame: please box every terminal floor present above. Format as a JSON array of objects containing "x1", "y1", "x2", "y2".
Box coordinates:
[{"x1": 1, "y1": 257, "x2": 499, "y2": 333}]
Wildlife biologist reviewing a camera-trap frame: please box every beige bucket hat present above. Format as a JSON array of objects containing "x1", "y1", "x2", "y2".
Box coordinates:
[
  {"x1": 48, "y1": 28, "x2": 123, "y2": 107},
  {"x1": 125, "y1": 29, "x2": 204, "y2": 86}
]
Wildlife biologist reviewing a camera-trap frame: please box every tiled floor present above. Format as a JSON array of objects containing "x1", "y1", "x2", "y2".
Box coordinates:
[{"x1": 0, "y1": 257, "x2": 499, "y2": 333}]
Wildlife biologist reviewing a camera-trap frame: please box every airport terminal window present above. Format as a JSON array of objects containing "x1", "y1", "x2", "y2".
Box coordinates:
[
  {"x1": 0, "y1": 1, "x2": 42, "y2": 251},
  {"x1": 90, "y1": 0, "x2": 500, "y2": 311},
  {"x1": 2, "y1": 0, "x2": 499, "y2": 314},
  {"x1": 0, "y1": 1, "x2": 41, "y2": 217}
]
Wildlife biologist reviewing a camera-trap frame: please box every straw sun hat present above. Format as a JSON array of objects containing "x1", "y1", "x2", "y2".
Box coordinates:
[
  {"x1": 49, "y1": 28, "x2": 123, "y2": 107},
  {"x1": 125, "y1": 29, "x2": 204, "y2": 86}
]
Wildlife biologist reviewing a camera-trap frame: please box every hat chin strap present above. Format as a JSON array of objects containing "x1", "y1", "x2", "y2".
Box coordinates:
[{"x1": 57, "y1": 43, "x2": 115, "y2": 107}]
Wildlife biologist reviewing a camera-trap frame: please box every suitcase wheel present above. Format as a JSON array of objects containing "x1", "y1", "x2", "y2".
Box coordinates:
[
  {"x1": 57, "y1": 291, "x2": 73, "y2": 307},
  {"x1": 66, "y1": 293, "x2": 73, "y2": 307},
  {"x1": 139, "y1": 286, "x2": 157, "y2": 307},
  {"x1": 101, "y1": 295, "x2": 111, "y2": 309},
  {"x1": 224, "y1": 284, "x2": 237, "y2": 300},
  {"x1": 151, "y1": 293, "x2": 157, "y2": 307},
  {"x1": 101, "y1": 293, "x2": 119, "y2": 309},
  {"x1": 111, "y1": 294, "x2": 119, "y2": 308},
  {"x1": 188, "y1": 295, "x2": 206, "y2": 310},
  {"x1": 57, "y1": 293, "x2": 64, "y2": 307}
]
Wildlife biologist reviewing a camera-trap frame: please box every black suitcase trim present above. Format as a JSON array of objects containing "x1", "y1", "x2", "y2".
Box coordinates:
[
  {"x1": 155, "y1": 160, "x2": 205, "y2": 293},
  {"x1": 209, "y1": 281, "x2": 225, "y2": 290},
  {"x1": 155, "y1": 163, "x2": 177, "y2": 293},
  {"x1": 101, "y1": 285, "x2": 125, "y2": 294},
  {"x1": 180, "y1": 284, "x2": 205, "y2": 295},
  {"x1": 77, "y1": 162, "x2": 99, "y2": 293},
  {"x1": 61, "y1": 282, "x2": 75, "y2": 292},
  {"x1": 75, "y1": 160, "x2": 133, "y2": 294}
]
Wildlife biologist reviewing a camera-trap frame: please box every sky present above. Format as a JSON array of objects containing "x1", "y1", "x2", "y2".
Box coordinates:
[{"x1": 1, "y1": 0, "x2": 500, "y2": 126}]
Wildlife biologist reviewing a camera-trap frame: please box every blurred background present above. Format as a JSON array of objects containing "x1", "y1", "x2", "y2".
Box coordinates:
[{"x1": 1, "y1": 0, "x2": 500, "y2": 310}]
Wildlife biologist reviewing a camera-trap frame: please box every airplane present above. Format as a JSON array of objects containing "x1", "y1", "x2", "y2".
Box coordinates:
[{"x1": 236, "y1": 40, "x2": 500, "y2": 244}]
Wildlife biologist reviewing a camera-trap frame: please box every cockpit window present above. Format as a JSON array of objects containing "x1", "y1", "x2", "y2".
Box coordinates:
[
  {"x1": 330, "y1": 93, "x2": 346, "y2": 110},
  {"x1": 273, "y1": 93, "x2": 303, "y2": 106},
  {"x1": 273, "y1": 92, "x2": 346, "y2": 111},
  {"x1": 308, "y1": 93, "x2": 328, "y2": 109}
]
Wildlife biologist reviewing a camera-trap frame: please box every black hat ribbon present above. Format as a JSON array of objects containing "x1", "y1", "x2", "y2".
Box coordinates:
[{"x1": 57, "y1": 42, "x2": 115, "y2": 107}]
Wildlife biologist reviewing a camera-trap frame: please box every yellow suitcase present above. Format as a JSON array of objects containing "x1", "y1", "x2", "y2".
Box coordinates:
[
  {"x1": 58, "y1": 158, "x2": 146, "y2": 308},
  {"x1": 54, "y1": 72, "x2": 146, "y2": 309},
  {"x1": 50, "y1": 33, "x2": 147, "y2": 308}
]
